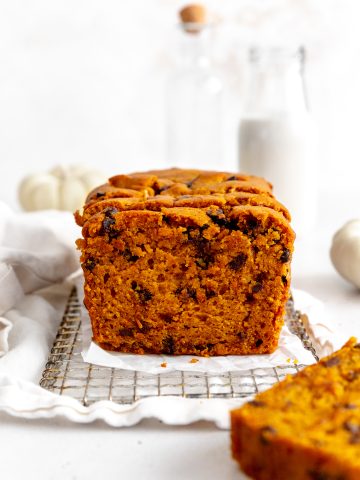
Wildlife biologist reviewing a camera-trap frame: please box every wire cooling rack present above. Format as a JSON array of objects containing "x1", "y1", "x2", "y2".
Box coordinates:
[{"x1": 40, "y1": 289, "x2": 318, "y2": 406}]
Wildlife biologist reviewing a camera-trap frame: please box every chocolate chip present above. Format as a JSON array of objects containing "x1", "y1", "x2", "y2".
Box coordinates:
[
  {"x1": 103, "y1": 273, "x2": 110, "y2": 283},
  {"x1": 206, "y1": 209, "x2": 240, "y2": 231},
  {"x1": 196, "y1": 237, "x2": 212, "y2": 253},
  {"x1": 196, "y1": 254, "x2": 214, "y2": 270},
  {"x1": 247, "y1": 216, "x2": 259, "y2": 230},
  {"x1": 205, "y1": 289, "x2": 216, "y2": 299},
  {"x1": 138, "y1": 288, "x2": 153, "y2": 303},
  {"x1": 101, "y1": 216, "x2": 115, "y2": 231},
  {"x1": 108, "y1": 230, "x2": 120, "y2": 240},
  {"x1": 228, "y1": 253, "x2": 247, "y2": 270},
  {"x1": 174, "y1": 286, "x2": 183, "y2": 295},
  {"x1": 308, "y1": 470, "x2": 340, "y2": 480},
  {"x1": 104, "y1": 207, "x2": 118, "y2": 218},
  {"x1": 252, "y1": 245, "x2": 260, "y2": 254},
  {"x1": 280, "y1": 248, "x2": 291, "y2": 263},
  {"x1": 186, "y1": 233, "x2": 214, "y2": 269},
  {"x1": 354, "y1": 343, "x2": 360, "y2": 349},
  {"x1": 123, "y1": 248, "x2": 139, "y2": 263},
  {"x1": 119, "y1": 328, "x2": 134, "y2": 337},
  {"x1": 162, "y1": 336, "x2": 175, "y2": 354},
  {"x1": 256, "y1": 273, "x2": 266, "y2": 282},
  {"x1": 227, "y1": 175, "x2": 237, "y2": 181},
  {"x1": 84, "y1": 257, "x2": 96, "y2": 271},
  {"x1": 323, "y1": 356, "x2": 340, "y2": 368},
  {"x1": 252, "y1": 283, "x2": 263, "y2": 293},
  {"x1": 131, "y1": 283, "x2": 153, "y2": 304},
  {"x1": 249, "y1": 400, "x2": 266, "y2": 407},
  {"x1": 194, "y1": 345, "x2": 206, "y2": 352},
  {"x1": 343, "y1": 421, "x2": 360, "y2": 443},
  {"x1": 187, "y1": 288, "x2": 197, "y2": 301},
  {"x1": 196, "y1": 258, "x2": 207, "y2": 269},
  {"x1": 349, "y1": 436, "x2": 360, "y2": 445},
  {"x1": 226, "y1": 218, "x2": 240, "y2": 231},
  {"x1": 137, "y1": 320, "x2": 151, "y2": 333},
  {"x1": 240, "y1": 215, "x2": 260, "y2": 240},
  {"x1": 100, "y1": 214, "x2": 119, "y2": 239},
  {"x1": 162, "y1": 215, "x2": 171, "y2": 225},
  {"x1": 260, "y1": 426, "x2": 277, "y2": 445},
  {"x1": 343, "y1": 421, "x2": 359, "y2": 435},
  {"x1": 281, "y1": 275, "x2": 288, "y2": 285},
  {"x1": 186, "y1": 178, "x2": 196, "y2": 188},
  {"x1": 207, "y1": 343, "x2": 215, "y2": 350},
  {"x1": 341, "y1": 403, "x2": 358, "y2": 410},
  {"x1": 96, "y1": 192, "x2": 106, "y2": 198},
  {"x1": 207, "y1": 208, "x2": 228, "y2": 227},
  {"x1": 200, "y1": 224, "x2": 210, "y2": 233},
  {"x1": 255, "y1": 339, "x2": 263, "y2": 348},
  {"x1": 246, "y1": 293, "x2": 255, "y2": 304},
  {"x1": 210, "y1": 216, "x2": 228, "y2": 228},
  {"x1": 160, "y1": 314, "x2": 173, "y2": 324}
]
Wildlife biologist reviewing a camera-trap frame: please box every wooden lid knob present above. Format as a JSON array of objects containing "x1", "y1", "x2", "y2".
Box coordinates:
[{"x1": 179, "y1": 4, "x2": 207, "y2": 33}]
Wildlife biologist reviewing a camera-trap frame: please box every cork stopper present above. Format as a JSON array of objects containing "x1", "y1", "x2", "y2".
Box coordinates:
[{"x1": 179, "y1": 4, "x2": 207, "y2": 33}]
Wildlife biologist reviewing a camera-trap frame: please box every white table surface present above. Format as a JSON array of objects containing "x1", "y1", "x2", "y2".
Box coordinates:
[{"x1": 1, "y1": 190, "x2": 360, "y2": 480}]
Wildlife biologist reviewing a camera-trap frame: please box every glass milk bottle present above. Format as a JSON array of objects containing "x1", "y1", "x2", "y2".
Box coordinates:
[
  {"x1": 166, "y1": 7, "x2": 223, "y2": 169},
  {"x1": 239, "y1": 47, "x2": 317, "y2": 236}
]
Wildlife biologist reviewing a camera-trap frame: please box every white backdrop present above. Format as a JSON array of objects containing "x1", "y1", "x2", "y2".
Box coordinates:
[{"x1": 0, "y1": 0, "x2": 359, "y2": 208}]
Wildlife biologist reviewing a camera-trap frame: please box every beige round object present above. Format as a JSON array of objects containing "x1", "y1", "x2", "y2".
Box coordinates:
[
  {"x1": 18, "y1": 164, "x2": 107, "y2": 212},
  {"x1": 179, "y1": 4, "x2": 207, "y2": 33},
  {"x1": 330, "y1": 219, "x2": 360, "y2": 289}
]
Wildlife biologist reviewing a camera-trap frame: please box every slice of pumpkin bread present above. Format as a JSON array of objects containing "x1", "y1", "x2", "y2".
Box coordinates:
[
  {"x1": 231, "y1": 338, "x2": 360, "y2": 480},
  {"x1": 75, "y1": 168, "x2": 295, "y2": 356}
]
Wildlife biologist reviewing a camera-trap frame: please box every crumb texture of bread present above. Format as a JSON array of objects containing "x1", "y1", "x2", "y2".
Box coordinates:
[
  {"x1": 231, "y1": 338, "x2": 360, "y2": 480},
  {"x1": 75, "y1": 168, "x2": 295, "y2": 356}
]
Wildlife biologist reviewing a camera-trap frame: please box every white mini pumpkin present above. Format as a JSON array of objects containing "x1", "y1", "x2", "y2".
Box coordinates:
[
  {"x1": 330, "y1": 219, "x2": 360, "y2": 289},
  {"x1": 18, "y1": 164, "x2": 107, "y2": 212}
]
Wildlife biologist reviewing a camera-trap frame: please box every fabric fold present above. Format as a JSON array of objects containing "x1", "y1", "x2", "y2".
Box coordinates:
[{"x1": 0, "y1": 202, "x2": 79, "y2": 357}]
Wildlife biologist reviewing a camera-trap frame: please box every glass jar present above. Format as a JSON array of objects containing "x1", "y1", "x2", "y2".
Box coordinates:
[
  {"x1": 166, "y1": 22, "x2": 223, "y2": 169},
  {"x1": 239, "y1": 47, "x2": 317, "y2": 236}
]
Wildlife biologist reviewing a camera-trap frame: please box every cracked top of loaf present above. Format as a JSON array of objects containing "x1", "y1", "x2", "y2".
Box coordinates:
[{"x1": 75, "y1": 168, "x2": 291, "y2": 229}]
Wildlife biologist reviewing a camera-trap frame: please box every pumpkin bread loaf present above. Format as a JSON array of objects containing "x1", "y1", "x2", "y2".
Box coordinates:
[
  {"x1": 231, "y1": 338, "x2": 360, "y2": 480},
  {"x1": 75, "y1": 168, "x2": 295, "y2": 356}
]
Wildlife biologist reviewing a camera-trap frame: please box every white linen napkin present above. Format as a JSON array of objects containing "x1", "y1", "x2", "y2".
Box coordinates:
[{"x1": 0, "y1": 202, "x2": 80, "y2": 358}]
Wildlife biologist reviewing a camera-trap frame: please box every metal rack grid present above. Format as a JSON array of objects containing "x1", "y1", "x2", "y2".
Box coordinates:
[{"x1": 40, "y1": 289, "x2": 318, "y2": 406}]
